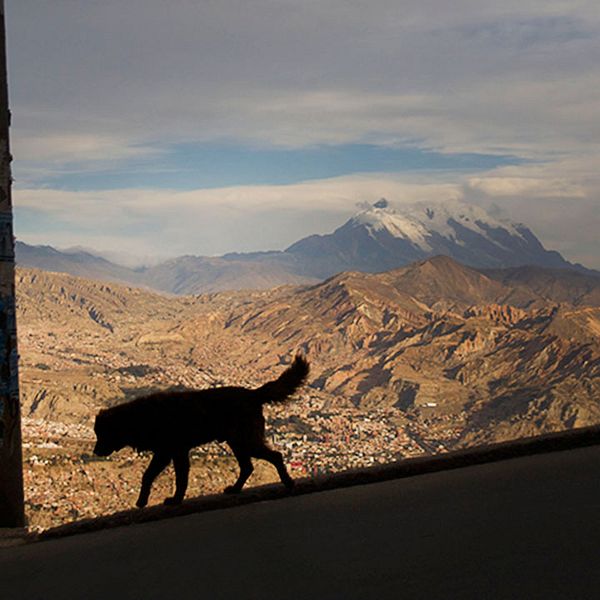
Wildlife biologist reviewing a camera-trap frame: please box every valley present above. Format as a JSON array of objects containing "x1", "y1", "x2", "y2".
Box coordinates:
[{"x1": 15, "y1": 256, "x2": 600, "y2": 528}]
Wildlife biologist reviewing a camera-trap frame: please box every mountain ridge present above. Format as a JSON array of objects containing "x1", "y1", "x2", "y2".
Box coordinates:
[
  {"x1": 16, "y1": 255, "x2": 600, "y2": 443},
  {"x1": 16, "y1": 199, "x2": 599, "y2": 295}
]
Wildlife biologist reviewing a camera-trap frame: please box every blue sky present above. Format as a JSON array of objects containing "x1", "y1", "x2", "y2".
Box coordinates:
[
  {"x1": 17, "y1": 143, "x2": 521, "y2": 191},
  {"x1": 6, "y1": 1, "x2": 600, "y2": 267}
]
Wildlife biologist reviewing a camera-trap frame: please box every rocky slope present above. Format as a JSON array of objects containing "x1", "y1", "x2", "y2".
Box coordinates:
[{"x1": 16, "y1": 256, "x2": 600, "y2": 449}]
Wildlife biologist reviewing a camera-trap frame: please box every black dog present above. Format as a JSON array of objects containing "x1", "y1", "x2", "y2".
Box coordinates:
[{"x1": 93, "y1": 354, "x2": 309, "y2": 507}]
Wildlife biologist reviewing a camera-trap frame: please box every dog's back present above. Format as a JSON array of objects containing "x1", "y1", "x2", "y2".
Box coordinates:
[{"x1": 98, "y1": 386, "x2": 257, "y2": 452}]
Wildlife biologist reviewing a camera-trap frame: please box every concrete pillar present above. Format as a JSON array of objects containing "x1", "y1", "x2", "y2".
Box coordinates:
[{"x1": 0, "y1": 0, "x2": 25, "y2": 529}]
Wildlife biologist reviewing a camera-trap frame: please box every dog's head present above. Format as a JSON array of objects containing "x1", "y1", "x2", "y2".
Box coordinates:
[{"x1": 93, "y1": 409, "x2": 127, "y2": 456}]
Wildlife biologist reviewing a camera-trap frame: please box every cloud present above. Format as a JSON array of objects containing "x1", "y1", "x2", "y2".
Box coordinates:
[
  {"x1": 7, "y1": 2, "x2": 600, "y2": 158},
  {"x1": 12, "y1": 132, "x2": 160, "y2": 164},
  {"x1": 466, "y1": 176, "x2": 585, "y2": 199},
  {"x1": 14, "y1": 168, "x2": 600, "y2": 269},
  {"x1": 6, "y1": 1, "x2": 600, "y2": 268},
  {"x1": 13, "y1": 174, "x2": 464, "y2": 256}
]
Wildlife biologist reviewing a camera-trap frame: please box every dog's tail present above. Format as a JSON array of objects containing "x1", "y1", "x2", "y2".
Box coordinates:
[{"x1": 255, "y1": 354, "x2": 310, "y2": 405}]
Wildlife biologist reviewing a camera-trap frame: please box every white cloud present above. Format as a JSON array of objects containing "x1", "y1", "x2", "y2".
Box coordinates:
[
  {"x1": 466, "y1": 176, "x2": 585, "y2": 199},
  {"x1": 14, "y1": 169, "x2": 600, "y2": 268},
  {"x1": 13, "y1": 174, "x2": 463, "y2": 256},
  {"x1": 12, "y1": 132, "x2": 160, "y2": 164}
]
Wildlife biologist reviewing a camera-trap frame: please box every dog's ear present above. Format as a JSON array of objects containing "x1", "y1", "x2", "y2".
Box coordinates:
[
  {"x1": 293, "y1": 350, "x2": 309, "y2": 369},
  {"x1": 294, "y1": 349, "x2": 308, "y2": 362},
  {"x1": 94, "y1": 409, "x2": 108, "y2": 429}
]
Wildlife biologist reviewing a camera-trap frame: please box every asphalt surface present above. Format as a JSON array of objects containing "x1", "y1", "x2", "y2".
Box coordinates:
[{"x1": 2, "y1": 445, "x2": 600, "y2": 599}]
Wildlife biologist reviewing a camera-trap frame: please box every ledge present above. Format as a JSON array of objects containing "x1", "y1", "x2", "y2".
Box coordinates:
[
  {"x1": 29, "y1": 423, "x2": 600, "y2": 543},
  {"x1": 0, "y1": 527, "x2": 28, "y2": 548}
]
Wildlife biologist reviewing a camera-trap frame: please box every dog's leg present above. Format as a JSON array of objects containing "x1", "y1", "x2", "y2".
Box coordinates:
[
  {"x1": 137, "y1": 452, "x2": 171, "y2": 508},
  {"x1": 253, "y1": 445, "x2": 294, "y2": 490},
  {"x1": 224, "y1": 444, "x2": 253, "y2": 494},
  {"x1": 164, "y1": 450, "x2": 190, "y2": 506}
]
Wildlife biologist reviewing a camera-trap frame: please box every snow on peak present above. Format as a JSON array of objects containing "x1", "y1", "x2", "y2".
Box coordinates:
[
  {"x1": 350, "y1": 199, "x2": 525, "y2": 251},
  {"x1": 352, "y1": 204, "x2": 433, "y2": 250}
]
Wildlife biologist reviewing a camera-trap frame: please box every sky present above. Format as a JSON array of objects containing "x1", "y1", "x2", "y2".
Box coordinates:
[{"x1": 6, "y1": 1, "x2": 600, "y2": 268}]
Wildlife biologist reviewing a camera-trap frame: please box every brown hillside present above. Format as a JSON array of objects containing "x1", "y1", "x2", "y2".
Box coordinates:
[{"x1": 16, "y1": 257, "x2": 600, "y2": 446}]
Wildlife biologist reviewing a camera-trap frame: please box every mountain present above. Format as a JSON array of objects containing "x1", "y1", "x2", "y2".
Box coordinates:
[
  {"x1": 286, "y1": 198, "x2": 584, "y2": 276},
  {"x1": 139, "y1": 252, "x2": 317, "y2": 295},
  {"x1": 16, "y1": 257, "x2": 600, "y2": 442},
  {"x1": 15, "y1": 242, "x2": 317, "y2": 294},
  {"x1": 16, "y1": 199, "x2": 596, "y2": 295},
  {"x1": 482, "y1": 264, "x2": 600, "y2": 306},
  {"x1": 15, "y1": 241, "x2": 144, "y2": 287}
]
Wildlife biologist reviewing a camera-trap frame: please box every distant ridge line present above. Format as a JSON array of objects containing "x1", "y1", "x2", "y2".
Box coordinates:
[
  {"x1": 16, "y1": 198, "x2": 599, "y2": 295},
  {"x1": 31, "y1": 424, "x2": 600, "y2": 543}
]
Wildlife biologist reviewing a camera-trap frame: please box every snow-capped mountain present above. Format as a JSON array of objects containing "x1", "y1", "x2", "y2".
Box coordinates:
[
  {"x1": 353, "y1": 198, "x2": 526, "y2": 252},
  {"x1": 286, "y1": 198, "x2": 576, "y2": 277},
  {"x1": 17, "y1": 199, "x2": 593, "y2": 294}
]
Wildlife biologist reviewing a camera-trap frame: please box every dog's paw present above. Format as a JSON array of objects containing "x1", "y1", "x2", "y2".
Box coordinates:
[
  {"x1": 163, "y1": 496, "x2": 183, "y2": 506},
  {"x1": 223, "y1": 485, "x2": 241, "y2": 494},
  {"x1": 136, "y1": 497, "x2": 148, "y2": 508}
]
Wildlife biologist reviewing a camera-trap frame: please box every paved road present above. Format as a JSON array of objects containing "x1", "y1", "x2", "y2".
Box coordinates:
[{"x1": 2, "y1": 445, "x2": 600, "y2": 599}]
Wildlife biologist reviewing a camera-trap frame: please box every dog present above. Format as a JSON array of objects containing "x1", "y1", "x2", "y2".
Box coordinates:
[{"x1": 93, "y1": 354, "x2": 309, "y2": 507}]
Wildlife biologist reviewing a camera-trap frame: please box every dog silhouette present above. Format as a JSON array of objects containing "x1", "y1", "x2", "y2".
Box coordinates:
[{"x1": 93, "y1": 354, "x2": 309, "y2": 507}]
